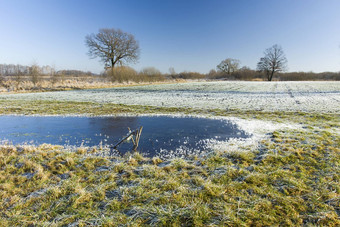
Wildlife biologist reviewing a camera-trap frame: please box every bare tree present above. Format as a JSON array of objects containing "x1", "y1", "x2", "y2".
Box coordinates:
[
  {"x1": 168, "y1": 67, "x2": 176, "y2": 75},
  {"x1": 105, "y1": 66, "x2": 138, "y2": 83},
  {"x1": 208, "y1": 69, "x2": 217, "y2": 76},
  {"x1": 217, "y1": 58, "x2": 240, "y2": 74},
  {"x1": 48, "y1": 65, "x2": 58, "y2": 86},
  {"x1": 14, "y1": 65, "x2": 25, "y2": 90},
  {"x1": 139, "y1": 67, "x2": 164, "y2": 82},
  {"x1": 29, "y1": 64, "x2": 41, "y2": 87},
  {"x1": 0, "y1": 64, "x2": 4, "y2": 86},
  {"x1": 140, "y1": 67, "x2": 161, "y2": 76},
  {"x1": 85, "y1": 28, "x2": 140, "y2": 72},
  {"x1": 257, "y1": 44, "x2": 287, "y2": 81}
]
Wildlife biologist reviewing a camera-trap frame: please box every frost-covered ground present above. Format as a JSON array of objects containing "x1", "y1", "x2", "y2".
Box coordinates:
[
  {"x1": 2, "y1": 82, "x2": 339, "y2": 225},
  {"x1": 157, "y1": 115, "x2": 301, "y2": 159},
  {"x1": 1, "y1": 81, "x2": 339, "y2": 113}
]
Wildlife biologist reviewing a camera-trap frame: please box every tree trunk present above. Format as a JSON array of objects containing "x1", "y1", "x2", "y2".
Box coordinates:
[
  {"x1": 110, "y1": 58, "x2": 115, "y2": 76},
  {"x1": 111, "y1": 58, "x2": 114, "y2": 69},
  {"x1": 268, "y1": 69, "x2": 275, "y2": 81}
]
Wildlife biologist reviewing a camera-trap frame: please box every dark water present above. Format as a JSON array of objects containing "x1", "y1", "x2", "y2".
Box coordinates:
[{"x1": 0, "y1": 116, "x2": 250, "y2": 157}]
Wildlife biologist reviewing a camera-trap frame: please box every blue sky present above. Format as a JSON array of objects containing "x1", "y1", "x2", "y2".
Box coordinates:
[{"x1": 0, "y1": 0, "x2": 339, "y2": 74}]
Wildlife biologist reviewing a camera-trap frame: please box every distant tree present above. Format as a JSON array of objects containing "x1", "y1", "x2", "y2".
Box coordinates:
[
  {"x1": 49, "y1": 65, "x2": 58, "y2": 86},
  {"x1": 140, "y1": 67, "x2": 161, "y2": 76},
  {"x1": 85, "y1": 28, "x2": 140, "y2": 72},
  {"x1": 217, "y1": 58, "x2": 240, "y2": 74},
  {"x1": 168, "y1": 67, "x2": 176, "y2": 75},
  {"x1": 208, "y1": 69, "x2": 217, "y2": 77},
  {"x1": 105, "y1": 66, "x2": 138, "y2": 83},
  {"x1": 177, "y1": 71, "x2": 205, "y2": 80},
  {"x1": 139, "y1": 67, "x2": 165, "y2": 82},
  {"x1": 0, "y1": 65, "x2": 4, "y2": 86},
  {"x1": 29, "y1": 64, "x2": 41, "y2": 87},
  {"x1": 257, "y1": 44, "x2": 287, "y2": 81},
  {"x1": 239, "y1": 66, "x2": 251, "y2": 71}
]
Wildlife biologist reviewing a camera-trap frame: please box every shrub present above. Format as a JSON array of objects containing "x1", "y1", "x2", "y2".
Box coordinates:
[
  {"x1": 171, "y1": 71, "x2": 206, "y2": 80},
  {"x1": 138, "y1": 67, "x2": 166, "y2": 82},
  {"x1": 105, "y1": 66, "x2": 138, "y2": 83}
]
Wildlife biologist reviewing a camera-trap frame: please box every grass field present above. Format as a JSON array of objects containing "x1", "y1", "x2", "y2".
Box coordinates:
[
  {"x1": 0, "y1": 81, "x2": 339, "y2": 226},
  {"x1": 1, "y1": 81, "x2": 339, "y2": 113}
]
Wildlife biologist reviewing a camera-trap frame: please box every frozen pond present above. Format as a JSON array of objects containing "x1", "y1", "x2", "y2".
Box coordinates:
[{"x1": 0, "y1": 115, "x2": 250, "y2": 157}]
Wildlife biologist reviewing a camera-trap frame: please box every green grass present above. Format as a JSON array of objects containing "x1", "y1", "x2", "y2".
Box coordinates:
[
  {"x1": 1, "y1": 99, "x2": 339, "y2": 124},
  {"x1": 0, "y1": 98, "x2": 339, "y2": 226},
  {"x1": 1, "y1": 127, "x2": 339, "y2": 226}
]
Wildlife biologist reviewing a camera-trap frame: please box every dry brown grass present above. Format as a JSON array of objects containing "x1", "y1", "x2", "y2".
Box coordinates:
[{"x1": 0, "y1": 78, "x2": 190, "y2": 93}]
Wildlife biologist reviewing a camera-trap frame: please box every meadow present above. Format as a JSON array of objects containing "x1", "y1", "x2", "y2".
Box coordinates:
[
  {"x1": 1, "y1": 81, "x2": 339, "y2": 113},
  {"x1": 0, "y1": 81, "x2": 339, "y2": 226}
]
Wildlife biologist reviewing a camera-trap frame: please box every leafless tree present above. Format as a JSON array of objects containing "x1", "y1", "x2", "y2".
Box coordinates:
[
  {"x1": 207, "y1": 69, "x2": 219, "y2": 79},
  {"x1": 217, "y1": 58, "x2": 240, "y2": 74},
  {"x1": 140, "y1": 67, "x2": 161, "y2": 76},
  {"x1": 168, "y1": 67, "x2": 176, "y2": 75},
  {"x1": 85, "y1": 28, "x2": 140, "y2": 72},
  {"x1": 105, "y1": 66, "x2": 138, "y2": 83},
  {"x1": 14, "y1": 65, "x2": 25, "y2": 89},
  {"x1": 48, "y1": 65, "x2": 58, "y2": 86},
  {"x1": 29, "y1": 64, "x2": 41, "y2": 87},
  {"x1": 0, "y1": 65, "x2": 4, "y2": 86},
  {"x1": 139, "y1": 67, "x2": 164, "y2": 82},
  {"x1": 257, "y1": 44, "x2": 287, "y2": 81}
]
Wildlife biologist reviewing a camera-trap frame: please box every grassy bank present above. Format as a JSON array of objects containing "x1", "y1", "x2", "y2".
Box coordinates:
[
  {"x1": 0, "y1": 125, "x2": 339, "y2": 225},
  {"x1": 0, "y1": 98, "x2": 339, "y2": 226}
]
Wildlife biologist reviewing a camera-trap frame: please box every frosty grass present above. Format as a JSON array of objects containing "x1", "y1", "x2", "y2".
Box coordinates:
[
  {"x1": 2, "y1": 81, "x2": 338, "y2": 157},
  {"x1": 2, "y1": 81, "x2": 339, "y2": 113}
]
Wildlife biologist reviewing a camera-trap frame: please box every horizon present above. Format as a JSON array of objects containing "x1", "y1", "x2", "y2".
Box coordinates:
[{"x1": 1, "y1": 0, "x2": 340, "y2": 74}]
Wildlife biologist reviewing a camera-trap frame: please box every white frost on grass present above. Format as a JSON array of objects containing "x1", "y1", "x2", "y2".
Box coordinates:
[
  {"x1": 1, "y1": 81, "x2": 339, "y2": 113},
  {"x1": 203, "y1": 117, "x2": 301, "y2": 154},
  {"x1": 0, "y1": 81, "x2": 337, "y2": 158},
  {"x1": 148, "y1": 115, "x2": 301, "y2": 159}
]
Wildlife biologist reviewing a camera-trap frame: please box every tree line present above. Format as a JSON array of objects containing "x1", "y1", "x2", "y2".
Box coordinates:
[
  {"x1": 85, "y1": 28, "x2": 339, "y2": 82},
  {"x1": 0, "y1": 63, "x2": 101, "y2": 90},
  {"x1": 1, "y1": 27, "x2": 339, "y2": 90},
  {"x1": 1, "y1": 61, "x2": 338, "y2": 88}
]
